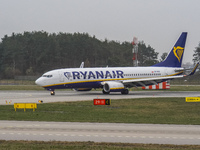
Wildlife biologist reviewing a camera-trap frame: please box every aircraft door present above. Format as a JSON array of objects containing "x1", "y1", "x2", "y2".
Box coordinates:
[
  {"x1": 58, "y1": 71, "x2": 65, "y2": 82},
  {"x1": 165, "y1": 68, "x2": 169, "y2": 76}
]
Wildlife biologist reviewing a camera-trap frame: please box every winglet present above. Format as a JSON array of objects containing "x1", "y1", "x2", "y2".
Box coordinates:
[
  {"x1": 188, "y1": 62, "x2": 199, "y2": 76},
  {"x1": 153, "y1": 32, "x2": 187, "y2": 67}
]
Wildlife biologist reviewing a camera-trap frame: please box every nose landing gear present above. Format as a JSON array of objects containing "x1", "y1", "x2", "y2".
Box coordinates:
[
  {"x1": 46, "y1": 88, "x2": 55, "y2": 95},
  {"x1": 50, "y1": 91, "x2": 55, "y2": 95}
]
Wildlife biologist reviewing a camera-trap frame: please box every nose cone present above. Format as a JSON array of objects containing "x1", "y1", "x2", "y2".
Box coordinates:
[{"x1": 35, "y1": 77, "x2": 44, "y2": 86}]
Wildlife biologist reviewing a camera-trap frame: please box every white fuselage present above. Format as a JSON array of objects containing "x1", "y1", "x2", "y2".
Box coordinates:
[{"x1": 35, "y1": 66, "x2": 180, "y2": 90}]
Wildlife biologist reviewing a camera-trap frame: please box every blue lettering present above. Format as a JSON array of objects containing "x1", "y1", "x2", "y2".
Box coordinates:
[
  {"x1": 80, "y1": 71, "x2": 87, "y2": 79},
  {"x1": 105, "y1": 71, "x2": 112, "y2": 79},
  {"x1": 116, "y1": 70, "x2": 124, "y2": 78},
  {"x1": 96, "y1": 71, "x2": 104, "y2": 79},
  {"x1": 88, "y1": 71, "x2": 96, "y2": 79},
  {"x1": 112, "y1": 71, "x2": 116, "y2": 78},
  {"x1": 72, "y1": 71, "x2": 80, "y2": 79},
  {"x1": 72, "y1": 70, "x2": 123, "y2": 80}
]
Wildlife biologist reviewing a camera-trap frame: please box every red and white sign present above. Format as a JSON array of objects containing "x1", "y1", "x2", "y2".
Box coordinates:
[
  {"x1": 142, "y1": 82, "x2": 170, "y2": 90},
  {"x1": 93, "y1": 99, "x2": 111, "y2": 105},
  {"x1": 93, "y1": 99, "x2": 106, "y2": 105}
]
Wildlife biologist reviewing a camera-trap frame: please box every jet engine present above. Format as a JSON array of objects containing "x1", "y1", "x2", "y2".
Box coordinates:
[{"x1": 102, "y1": 81, "x2": 128, "y2": 94}]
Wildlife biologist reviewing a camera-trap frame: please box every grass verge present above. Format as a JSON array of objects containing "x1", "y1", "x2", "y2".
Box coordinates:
[
  {"x1": 1, "y1": 97, "x2": 200, "y2": 125},
  {"x1": 1, "y1": 141, "x2": 200, "y2": 150},
  {"x1": 0, "y1": 85, "x2": 43, "y2": 90}
]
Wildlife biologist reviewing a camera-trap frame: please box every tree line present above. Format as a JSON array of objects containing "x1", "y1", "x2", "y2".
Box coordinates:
[{"x1": 1, "y1": 31, "x2": 196, "y2": 79}]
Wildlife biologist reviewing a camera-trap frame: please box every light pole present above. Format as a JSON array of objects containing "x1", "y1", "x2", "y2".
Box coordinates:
[{"x1": 132, "y1": 37, "x2": 138, "y2": 67}]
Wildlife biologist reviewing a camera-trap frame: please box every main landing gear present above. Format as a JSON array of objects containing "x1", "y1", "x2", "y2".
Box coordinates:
[
  {"x1": 102, "y1": 90, "x2": 110, "y2": 94},
  {"x1": 121, "y1": 89, "x2": 129, "y2": 94},
  {"x1": 102, "y1": 89, "x2": 129, "y2": 95}
]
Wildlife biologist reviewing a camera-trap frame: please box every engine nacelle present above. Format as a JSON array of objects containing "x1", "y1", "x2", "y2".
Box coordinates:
[
  {"x1": 103, "y1": 81, "x2": 125, "y2": 93},
  {"x1": 74, "y1": 88, "x2": 92, "y2": 91}
]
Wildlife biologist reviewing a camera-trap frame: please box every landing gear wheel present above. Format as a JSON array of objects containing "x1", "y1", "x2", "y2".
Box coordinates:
[
  {"x1": 102, "y1": 90, "x2": 110, "y2": 94},
  {"x1": 50, "y1": 91, "x2": 55, "y2": 95},
  {"x1": 121, "y1": 89, "x2": 129, "y2": 94}
]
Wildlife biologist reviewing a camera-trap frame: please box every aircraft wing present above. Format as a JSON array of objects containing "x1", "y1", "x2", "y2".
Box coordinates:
[{"x1": 122, "y1": 75, "x2": 185, "y2": 87}]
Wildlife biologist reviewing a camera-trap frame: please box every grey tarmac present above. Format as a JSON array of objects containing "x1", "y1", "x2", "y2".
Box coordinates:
[
  {"x1": 0, "y1": 90, "x2": 200, "y2": 105},
  {"x1": 0, "y1": 121, "x2": 200, "y2": 145}
]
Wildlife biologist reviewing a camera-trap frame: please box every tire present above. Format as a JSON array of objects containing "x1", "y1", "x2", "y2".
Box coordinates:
[
  {"x1": 102, "y1": 90, "x2": 110, "y2": 94},
  {"x1": 121, "y1": 89, "x2": 129, "y2": 94}
]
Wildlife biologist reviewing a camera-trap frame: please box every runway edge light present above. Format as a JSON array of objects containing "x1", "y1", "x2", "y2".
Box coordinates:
[
  {"x1": 93, "y1": 99, "x2": 111, "y2": 105},
  {"x1": 186, "y1": 97, "x2": 200, "y2": 102}
]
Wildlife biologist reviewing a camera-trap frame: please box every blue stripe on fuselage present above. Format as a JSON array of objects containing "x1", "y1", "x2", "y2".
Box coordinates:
[{"x1": 45, "y1": 81, "x2": 102, "y2": 90}]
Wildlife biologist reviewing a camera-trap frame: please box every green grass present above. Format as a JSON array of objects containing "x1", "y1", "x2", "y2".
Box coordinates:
[
  {"x1": 170, "y1": 85, "x2": 200, "y2": 91},
  {"x1": 0, "y1": 80, "x2": 35, "y2": 85},
  {"x1": 1, "y1": 98, "x2": 200, "y2": 125},
  {"x1": 0, "y1": 85, "x2": 43, "y2": 90},
  {"x1": 1, "y1": 141, "x2": 200, "y2": 150}
]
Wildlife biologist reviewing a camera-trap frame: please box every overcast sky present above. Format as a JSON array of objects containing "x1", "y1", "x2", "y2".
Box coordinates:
[{"x1": 1, "y1": 0, "x2": 200, "y2": 64}]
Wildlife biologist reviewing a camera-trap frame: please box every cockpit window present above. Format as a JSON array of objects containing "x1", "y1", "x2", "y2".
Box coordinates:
[{"x1": 42, "y1": 75, "x2": 53, "y2": 78}]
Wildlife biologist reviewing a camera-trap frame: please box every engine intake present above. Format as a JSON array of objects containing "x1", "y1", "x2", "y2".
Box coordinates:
[{"x1": 103, "y1": 81, "x2": 124, "y2": 92}]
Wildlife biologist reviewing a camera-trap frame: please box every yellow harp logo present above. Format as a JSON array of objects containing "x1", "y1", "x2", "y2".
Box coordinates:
[{"x1": 173, "y1": 46, "x2": 184, "y2": 62}]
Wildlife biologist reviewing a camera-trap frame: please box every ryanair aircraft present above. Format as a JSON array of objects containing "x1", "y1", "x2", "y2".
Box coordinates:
[{"x1": 35, "y1": 32, "x2": 196, "y2": 95}]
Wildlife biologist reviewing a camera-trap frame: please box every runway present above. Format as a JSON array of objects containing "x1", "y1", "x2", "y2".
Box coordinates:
[
  {"x1": 0, "y1": 120, "x2": 200, "y2": 145},
  {"x1": 0, "y1": 90, "x2": 200, "y2": 105}
]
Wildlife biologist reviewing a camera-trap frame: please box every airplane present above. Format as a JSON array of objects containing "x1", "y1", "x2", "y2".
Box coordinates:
[{"x1": 35, "y1": 32, "x2": 197, "y2": 95}]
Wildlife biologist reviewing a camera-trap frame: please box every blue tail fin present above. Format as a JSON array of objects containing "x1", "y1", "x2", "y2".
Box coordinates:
[{"x1": 153, "y1": 32, "x2": 187, "y2": 67}]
